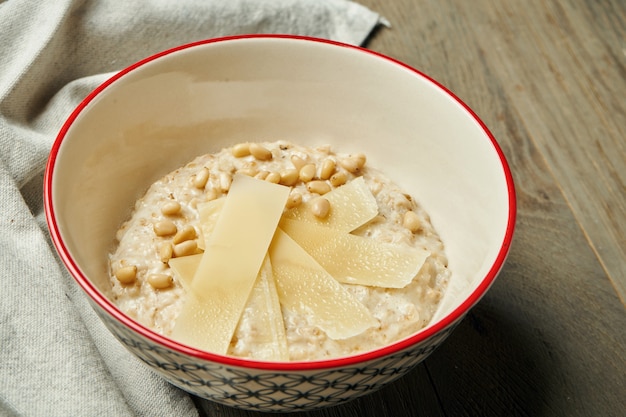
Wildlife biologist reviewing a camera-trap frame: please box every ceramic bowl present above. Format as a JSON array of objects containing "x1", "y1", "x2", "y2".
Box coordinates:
[{"x1": 44, "y1": 35, "x2": 516, "y2": 412}]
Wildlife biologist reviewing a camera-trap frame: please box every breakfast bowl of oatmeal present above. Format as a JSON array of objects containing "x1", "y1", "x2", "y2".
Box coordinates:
[{"x1": 44, "y1": 35, "x2": 516, "y2": 412}]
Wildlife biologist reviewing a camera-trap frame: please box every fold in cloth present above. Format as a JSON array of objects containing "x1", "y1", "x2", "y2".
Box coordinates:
[{"x1": 0, "y1": 1, "x2": 384, "y2": 415}]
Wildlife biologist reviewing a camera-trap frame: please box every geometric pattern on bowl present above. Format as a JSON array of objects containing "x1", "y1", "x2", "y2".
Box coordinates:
[{"x1": 98, "y1": 307, "x2": 458, "y2": 412}]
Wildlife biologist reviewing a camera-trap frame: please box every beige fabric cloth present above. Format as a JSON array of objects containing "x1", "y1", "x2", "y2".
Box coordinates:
[{"x1": 0, "y1": 0, "x2": 383, "y2": 415}]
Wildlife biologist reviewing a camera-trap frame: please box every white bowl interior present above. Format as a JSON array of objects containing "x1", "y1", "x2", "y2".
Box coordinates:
[{"x1": 50, "y1": 37, "x2": 512, "y2": 341}]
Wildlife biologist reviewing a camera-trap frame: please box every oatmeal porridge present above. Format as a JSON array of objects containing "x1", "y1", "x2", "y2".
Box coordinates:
[{"x1": 107, "y1": 141, "x2": 450, "y2": 361}]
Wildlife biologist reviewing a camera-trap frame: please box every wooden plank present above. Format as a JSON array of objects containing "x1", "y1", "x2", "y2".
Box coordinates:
[
  {"x1": 426, "y1": 147, "x2": 626, "y2": 415},
  {"x1": 364, "y1": 0, "x2": 626, "y2": 300},
  {"x1": 462, "y1": 0, "x2": 626, "y2": 300},
  {"x1": 349, "y1": 365, "x2": 446, "y2": 417},
  {"x1": 358, "y1": 0, "x2": 626, "y2": 416}
]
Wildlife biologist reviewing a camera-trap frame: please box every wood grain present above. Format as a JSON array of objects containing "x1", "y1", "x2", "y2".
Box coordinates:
[
  {"x1": 196, "y1": 0, "x2": 626, "y2": 416},
  {"x1": 466, "y1": 0, "x2": 626, "y2": 299},
  {"x1": 426, "y1": 131, "x2": 626, "y2": 415},
  {"x1": 365, "y1": 0, "x2": 626, "y2": 300},
  {"x1": 358, "y1": 0, "x2": 626, "y2": 415}
]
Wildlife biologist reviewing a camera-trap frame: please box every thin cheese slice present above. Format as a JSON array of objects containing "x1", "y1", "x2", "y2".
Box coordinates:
[
  {"x1": 172, "y1": 174, "x2": 290, "y2": 354},
  {"x1": 168, "y1": 253, "x2": 203, "y2": 290},
  {"x1": 170, "y1": 291, "x2": 228, "y2": 354},
  {"x1": 280, "y1": 218, "x2": 429, "y2": 288},
  {"x1": 283, "y1": 176, "x2": 378, "y2": 232},
  {"x1": 196, "y1": 198, "x2": 226, "y2": 250},
  {"x1": 169, "y1": 253, "x2": 288, "y2": 361},
  {"x1": 235, "y1": 255, "x2": 289, "y2": 361},
  {"x1": 269, "y1": 228, "x2": 378, "y2": 340}
]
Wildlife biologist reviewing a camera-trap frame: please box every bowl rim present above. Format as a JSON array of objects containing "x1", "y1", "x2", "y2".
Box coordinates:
[{"x1": 44, "y1": 34, "x2": 516, "y2": 371}]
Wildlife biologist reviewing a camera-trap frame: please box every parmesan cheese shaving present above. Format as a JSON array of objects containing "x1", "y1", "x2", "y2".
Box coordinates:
[
  {"x1": 171, "y1": 175, "x2": 289, "y2": 354},
  {"x1": 269, "y1": 228, "x2": 378, "y2": 340},
  {"x1": 280, "y1": 218, "x2": 429, "y2": 288},
  {"x1": 169, "y1": 253, "x2": 288, "y2": 361},
  {"x1": 283, "y1": 176, "x2": 378, "y2": 232}
]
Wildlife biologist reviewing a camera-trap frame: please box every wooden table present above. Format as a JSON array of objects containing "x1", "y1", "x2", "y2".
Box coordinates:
[{"x1": 198, "y1": 1, "x2": 626, "y2": 416}]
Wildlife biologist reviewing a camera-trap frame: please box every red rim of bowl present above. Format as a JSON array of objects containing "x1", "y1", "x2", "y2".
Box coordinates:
[{"x1": 44, "y1": 34, "x2": 516, "y2": 371}]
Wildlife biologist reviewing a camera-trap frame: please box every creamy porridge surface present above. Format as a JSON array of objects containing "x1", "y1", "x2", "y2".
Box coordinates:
[{"x1": 108, "y1": 141, "x2": 450, "y2": 361}]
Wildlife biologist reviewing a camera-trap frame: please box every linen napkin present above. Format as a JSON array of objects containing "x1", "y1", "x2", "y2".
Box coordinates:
[{"x1": 0, "y1": 0, "x2": 384, "y2": 415}]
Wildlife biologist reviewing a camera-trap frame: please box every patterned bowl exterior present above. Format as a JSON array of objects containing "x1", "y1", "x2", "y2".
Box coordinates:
[{"x1": 94, "y1": 301, "x2": 459, "y2": 412}]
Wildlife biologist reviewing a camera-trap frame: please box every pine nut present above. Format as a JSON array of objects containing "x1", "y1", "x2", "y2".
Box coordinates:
[
  {"x1": 159, "y1": 243, "x2": 173, "y2": 262},
  {"x1": 219, "y1": 172, "x2": 232, "y2": 192},
  {"x1": 403, "y1": 211, "x2": 421, "y2": 233},
  {"x1": 238, "y1": 161, "x2": 259, "y2": 176},
  {"x1": 161, "y1": 201, "x2": 181, "y2": 216},
  {"x1": 237, "y1": 167, "x2": 259, "y2": 177},
  {"x1": 173, "y1": 225, "x2": 197, "y2": 244},
  {"x1": 311, "y1": 197, "x2": 331, "y2": 218},
  {"x1": 265, "y1": 172, "x2": 281, "y2": 184},
  {"x1": 193, "y1": 167, "x2": 210, "y2": 189},
  {"x1": 205, "y1": 188, "x2": 218, "y2": 201},
  {"x1": 291, "y1": 155, "x2": 307, "y2": 171},
  {"x1": 340, "y1": 157, "x2": 364, "y2": 174},
  {"x1": 249, "y1": 143, "x2": 272, "y2": 161},
  {"x1": 147, "y1": 273, "x2": 173, "y2": 290},
  {"x1": 307, "y1": 180, "x2": 331, "y2": 195},
  {"x1": 115, "y1": 265, "x2": 137, "y2": 285},
  {"x1": 231, "y1": 143, "x2": 251, "y2": 158},
  {"x1": 299, "y1": 164, "x2": 316, "y2": 182},
  {"x1": 255, "y1": 170, "x2": 270, "y2": 180},
  {"x1": 353, "y1": 153, "x2": 367, "y2": 166},
  {"x1": 329, "y1": 171, "x2": 348, "y2": 187},
  {"x1": 173, "y1": 240, "x2": 198, "y2": 257},
  {"x1": 153, "y1": 220, "x2": 177, "y2": 237},
  {"x1": 285, "y1": 190, "x2": 303, "y2": 209},
  {"x1": 279, "y1": 169, "x2": 299, "y2": 186},
  {"x1": 319, "y1": 158, "x2": 336, "y2": 180}
]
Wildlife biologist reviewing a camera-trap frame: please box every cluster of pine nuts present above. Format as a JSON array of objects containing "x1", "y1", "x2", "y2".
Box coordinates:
[
  {"x1": 114, "y1": 142, "x2": 422, "y2": 288},
  {"x1": 191, "y1": 167, "x2": 232, "y2": 195},
  {"x1": 229, "y1": 142, "x2": 368, "y2": 220},
  {"x1": 114, "y1": 197, "x2": 200, "y2": 288}
]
